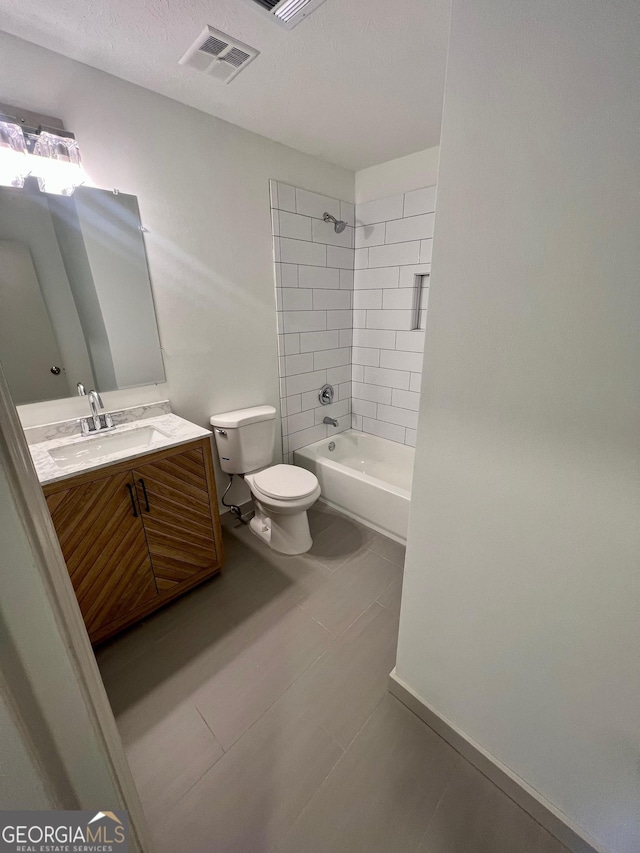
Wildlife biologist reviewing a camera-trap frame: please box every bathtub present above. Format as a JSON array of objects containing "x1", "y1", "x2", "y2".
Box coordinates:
[{"x1": 294, "y1": 429, "x2": 414, "y2": 543}]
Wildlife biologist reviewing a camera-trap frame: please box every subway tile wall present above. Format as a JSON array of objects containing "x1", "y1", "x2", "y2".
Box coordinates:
[
  {"x1": 352, "y1": 185, "x2": 436, "y2": 448},
  {"x1": 270, "y1": 180, "x2": 436, "y2": 457},
  {"x1": 270, "y1": 181, "x2": 354, "y2": 462}
]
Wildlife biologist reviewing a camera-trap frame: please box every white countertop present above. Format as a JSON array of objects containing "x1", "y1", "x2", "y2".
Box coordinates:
[{"x1": 30, "y1": 413, "x2": 212, "y2": 485}]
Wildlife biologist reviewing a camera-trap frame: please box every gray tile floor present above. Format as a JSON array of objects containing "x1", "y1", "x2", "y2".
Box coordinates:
[{"x1": 97, "y1": 503, "x2": 568, "y2": 853}]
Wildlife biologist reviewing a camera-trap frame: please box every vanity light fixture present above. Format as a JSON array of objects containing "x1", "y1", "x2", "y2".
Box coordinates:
[
  {"x1": 0, "y1": 118, "x2": 29, "y2": 188},
  {"x1": 0, "y1": 107, "x2": 86, "y2": 196},
  {"x1": 28, "y1": 130, "x2": 86, "y2": 196}
]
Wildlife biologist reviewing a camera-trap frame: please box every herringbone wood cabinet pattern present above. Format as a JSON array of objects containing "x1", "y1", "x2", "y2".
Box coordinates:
[
  {"x1": 134, "y1": 448, "x2": 218, "y2": 590},
  {"x1": 44, "y1": 438, "x2": 223, "y2": 644},
  {"x1": 46, "y1": 470, "x2": 158, "y2": 637}
]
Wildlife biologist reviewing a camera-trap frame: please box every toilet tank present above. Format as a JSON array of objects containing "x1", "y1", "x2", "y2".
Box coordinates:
[{"x1": 210, "y1": 405, "x2": 277, "y2": 474}]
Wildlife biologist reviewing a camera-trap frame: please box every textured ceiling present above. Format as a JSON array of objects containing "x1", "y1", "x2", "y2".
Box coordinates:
[{"x1": 0, "y1": 0, "x2": 450, "y2": 170}]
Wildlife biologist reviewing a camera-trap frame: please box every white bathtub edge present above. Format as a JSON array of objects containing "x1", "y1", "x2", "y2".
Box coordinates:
[
  {"x1": 294, "y1": 429, "x2": 413, "y2": 543},
  {"x1": 317, "y1": 497, "x2": 407, "y2": 545}
]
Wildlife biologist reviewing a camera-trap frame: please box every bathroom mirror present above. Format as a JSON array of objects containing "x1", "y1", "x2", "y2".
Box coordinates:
[{"x1": 0, "y1": 182, "x2": 165, "y2": 406}]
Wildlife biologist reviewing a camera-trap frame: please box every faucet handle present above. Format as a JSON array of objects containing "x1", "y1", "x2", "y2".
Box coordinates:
[{"x1": 319, "y1": 384, "x2": 334, "y2": 405}]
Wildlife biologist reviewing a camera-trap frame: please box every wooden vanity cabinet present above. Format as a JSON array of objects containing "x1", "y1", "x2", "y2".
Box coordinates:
[
  {"x1": 43, "y1": 437, "x2": 223, "y2": 644},
  {"x1": 132, "y1": 447, "x2": 220, "y2": 591}
]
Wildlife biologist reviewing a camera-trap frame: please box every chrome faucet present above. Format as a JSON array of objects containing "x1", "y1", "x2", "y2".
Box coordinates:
[
  {"x1": 323, "y1": 416, "x2": 338, "y2": 427},
  {"x1": 77, "y1": 382, "x2": 86, "y2": 396},
  {"x1": 80, "y1": 390, "x2": 114, "y2": 436},
  {"x1": 88, "y1": 389, "x2": 103, "y2": 429}
]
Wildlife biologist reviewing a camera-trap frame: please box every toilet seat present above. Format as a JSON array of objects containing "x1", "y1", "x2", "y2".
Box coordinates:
[{"x1": 250, "y1": 464, "x2": 318, "y2": 501}]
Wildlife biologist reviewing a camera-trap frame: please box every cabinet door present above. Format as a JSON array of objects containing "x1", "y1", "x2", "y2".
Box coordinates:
[
  {"x1": 46, "y1": 471, "x2": 158, "y2": 639},
  {"x1": 133, "y1": 447, "x2": 219, "y2": 591}
]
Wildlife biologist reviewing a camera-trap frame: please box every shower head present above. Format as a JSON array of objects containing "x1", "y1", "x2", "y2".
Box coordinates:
[{"x1": 323, "y1": 212, "x2": 347, "y2": 233}]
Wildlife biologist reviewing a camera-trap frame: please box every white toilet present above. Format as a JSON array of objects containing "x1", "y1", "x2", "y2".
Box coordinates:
[{"x1": 210, "y1": 405, "x2": 320, "y2": 555}]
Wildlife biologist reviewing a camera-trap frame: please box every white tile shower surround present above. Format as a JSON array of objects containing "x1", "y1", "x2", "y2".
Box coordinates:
[
  {"x1": 352, "y1": 186, "x2": 435, "y2": 448},
  {"x1": 271, "y1": 181, "x2": 355, "y2": 462},
  {"x1": 271, "y1": 181, "x2": 435, "y2": 455}
]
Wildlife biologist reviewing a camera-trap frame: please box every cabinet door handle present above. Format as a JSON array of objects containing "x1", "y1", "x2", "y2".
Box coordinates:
[
  {"x1": 138, "y1": 478, "x2": 151, "y2": 512},
  {"x1": 126, "y1": 483, "x2": 138, "y2": 517}
]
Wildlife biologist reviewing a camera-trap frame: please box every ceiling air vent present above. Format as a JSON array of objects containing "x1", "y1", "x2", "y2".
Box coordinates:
[
  {"x1": 246, "y1": 0, "x2": 329, "y2": 30},
  {"x1": 179, "y1": 26, "x2": 259, "y2": 82}
]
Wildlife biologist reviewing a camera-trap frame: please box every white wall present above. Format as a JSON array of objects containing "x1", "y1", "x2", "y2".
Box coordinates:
[
  {"x1": 0, "y1": 30, "x2": 353, "y2": 502},
  {"x1": 396, "y1": 2, "x2": 640, "y2": 852},
  {"x1": 0, "y1": 689, "x2": 53, "y2": 809},
  {"x1": 355, "y1": 147, "x2": 439, "y2": 204}
]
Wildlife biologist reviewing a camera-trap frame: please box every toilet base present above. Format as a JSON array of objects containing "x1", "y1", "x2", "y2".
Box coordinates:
[{"x1": 250, "y1": 502, "x2": 313, "y2": 555}]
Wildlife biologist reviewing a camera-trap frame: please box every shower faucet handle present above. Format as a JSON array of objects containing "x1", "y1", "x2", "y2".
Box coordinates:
[{"x1": 319, "y1": 384, "x2": 334, "y2": 405}]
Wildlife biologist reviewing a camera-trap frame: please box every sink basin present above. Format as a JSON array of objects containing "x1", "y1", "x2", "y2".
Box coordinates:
[{"x1": 49, "y1": 426, "x2": 169, "y2": 469}]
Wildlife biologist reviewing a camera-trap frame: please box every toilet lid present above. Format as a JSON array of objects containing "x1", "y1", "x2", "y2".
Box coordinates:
[{"x1": 252, "y1": 464, "x2": 318, "y2": 501}]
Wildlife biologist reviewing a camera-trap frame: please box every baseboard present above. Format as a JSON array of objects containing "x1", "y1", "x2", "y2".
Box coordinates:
[{"x1": 388, "y1": 671, "x2": 603, "y2": 853}]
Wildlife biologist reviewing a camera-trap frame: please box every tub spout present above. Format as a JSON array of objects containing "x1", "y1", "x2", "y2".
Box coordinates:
[{"x1": 323, "y1": 416, "x2": 338, "y2": 427}]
